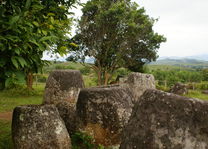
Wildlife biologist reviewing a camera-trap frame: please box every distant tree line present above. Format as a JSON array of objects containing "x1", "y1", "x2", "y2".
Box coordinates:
[{"x1": 149, "y1": 68, "x2": 208, "y2": 87}]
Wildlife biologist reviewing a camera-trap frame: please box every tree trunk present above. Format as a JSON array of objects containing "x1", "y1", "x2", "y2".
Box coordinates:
[
  {"x1": 104, "y1": 71, "x2": 110, "y2": 86},
  {"x1": 97, "y1": 70, "x2": 102, "y2": 86},
  {"x1": 26, "y1": 72, "x2": 33, "y2": 90},
  {"x1": 0, "y1": 78, "x2": 5, "y2": 90}
]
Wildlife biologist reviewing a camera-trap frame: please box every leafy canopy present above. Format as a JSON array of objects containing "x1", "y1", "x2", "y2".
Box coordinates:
[
  {"x1": 72, "y1": 0, "x2": 166, "y2": 85},
  {"x1": 0, "y1": 0, "x2": 77, "y2": 89}
]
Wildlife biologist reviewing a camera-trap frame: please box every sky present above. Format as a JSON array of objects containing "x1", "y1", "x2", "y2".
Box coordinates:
[
  {"x1": 43, "y1": 0, "x2": 208, "y2": 60},
  {"x1": 136, "y1": 0, "x2": 208, "y2": 57}
]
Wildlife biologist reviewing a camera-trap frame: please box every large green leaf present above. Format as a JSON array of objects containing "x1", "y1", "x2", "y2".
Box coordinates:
[
  {"x1": 32, "y1": 21, "x2": 39, "y2": 27},
  {"x1": 25, "y1": 0, "x2": 32, "y2": 10},
  {"x1": 41, "y1": 30, "x2": 48, "y2": 36},
  {"x1": 29, "y1": 40, "x2": 40, "y2": 46},
  {"x1": 14, "y1": 48, "x2": 20, "y2": 55},
  {"x1": 40, "y1": 36, "x2": 57, "y2": 42},
  {"x1": 15, "y1": 71, "x2": 26, "y2": 84},
  {"x1": 5, "y1": 78, "x2": 12, "y2": 88},
  {"x1": 0, "y1": 58, "x2": 6, "y2": 67},
  {"x1": 9, "y1": 16, "x2": 20, "y2": 25},
  {"x1": 17, "y1": 57, "x2": 27, "y2": 67},
  {"x1": 11, "y1": 57, "x2": 19, "y2": 68}
]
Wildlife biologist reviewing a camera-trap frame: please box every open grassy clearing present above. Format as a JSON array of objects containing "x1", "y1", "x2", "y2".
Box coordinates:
[
  {"x1": 0, "y1": 84, "x2": 44, "y2": 113},
  {"x1": 185, "y1": 90, "x2": 208, "y2": 100}
]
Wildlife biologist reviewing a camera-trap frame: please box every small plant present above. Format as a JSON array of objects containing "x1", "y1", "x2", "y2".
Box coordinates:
[
  {"x1": 71, "y1": 132, "x2": 95, "y2": 149},
  {"x1": 71, "y1": 132, "x2": 105, "y2": 149}
]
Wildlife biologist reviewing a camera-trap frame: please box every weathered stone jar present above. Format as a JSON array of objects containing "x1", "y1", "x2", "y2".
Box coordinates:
[
  {"x1": 120, "y1": 72, "x2": 155, "y2": 102},
  {"x1": 76, "y1": 87, "x2": 134, "y2": 146},
  {"x1": 43, "y1": 70, "x2": 84, "y2": 105},
  {"x1": 120, "y1": 89, "x2": 208, "y2": 149},
  {"x1": 12, "y1": 105, "x2": 71, "y2": 149}
]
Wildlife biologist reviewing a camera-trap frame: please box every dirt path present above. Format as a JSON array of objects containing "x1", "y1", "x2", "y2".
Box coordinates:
[{"x1": 0, "y1": 112, "x2": 12, "y2": 121}]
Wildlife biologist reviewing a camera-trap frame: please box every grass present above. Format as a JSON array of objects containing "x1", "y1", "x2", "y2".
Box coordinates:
[
  {"x1": 185, "y1": 90, "x2": 208, "y2": 100},
  {"x1": 0, "y1": 84, "x2": 44, "y2": 113},
  {"x1": 0, "y1": 84, "x2": 45, "y2": 149},
  {"x1": 0, "y1": 120, "x2": 13, "y2": 149}
]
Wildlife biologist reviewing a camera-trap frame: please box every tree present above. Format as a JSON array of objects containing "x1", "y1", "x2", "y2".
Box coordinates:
[
  {"x1": 0, "y1": 0, "x2": 77, "y2": 90},
  {"x1": 202, "y1": 69, "x2": 208, "y2": 81},
  {"x1": 73, "y1": 0, "x2": 166, "y2": 85}
]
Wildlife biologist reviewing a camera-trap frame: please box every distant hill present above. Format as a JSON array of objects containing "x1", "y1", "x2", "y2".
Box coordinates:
[
  {"x1": 187, "y1": 54, "x2": 208, "y2": 61},
  {"x1": 150, "y1": 58, "x2": 208, "y2": 69},
  {"x1": 159, "y1": 54, "x2": 208, "y2": 61}
]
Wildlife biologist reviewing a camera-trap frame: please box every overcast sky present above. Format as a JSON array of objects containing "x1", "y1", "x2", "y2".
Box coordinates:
[
  {"x1": 136, "y1": 0, "x2": 208, "y2": 57},
  {"x1": 74, "y1": 0, "x2": 208, "y2": 58},
  {"x1": 43, "y1": 0, "x2": 208, "y2": 60}
]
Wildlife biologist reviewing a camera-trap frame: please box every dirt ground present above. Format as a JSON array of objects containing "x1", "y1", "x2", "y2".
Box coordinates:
[{"x1": 0, "y1": 112, "x2": 12, "y2": 121}]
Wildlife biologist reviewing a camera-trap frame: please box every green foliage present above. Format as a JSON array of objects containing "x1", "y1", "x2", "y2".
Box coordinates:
[
  {"x1": 83, "y1": 75, "x2": 97, "y2": 87},
  {"x1": 80, "y1": 67, "x2": 91, "y2": 75},
  {"x1": 185, "y1": 90, "x2": 208, "y2": 100},
  {"x1": 35, "y1": 74, "x2": 48, "y2": 83},
  {"x1": 71, "y1": 132, "x2": 95, "y2": 149},
  {"x1": 202, "y1": 69, "x2": 208, "y2": 81},
  {"x1": 0, "y1": 0, "x2": 77, "y2": 89},
  {"x1": 194, "y1": 82, "x2": 208, "y2": 90},
  {"x1": 72, "y1": 0, "x2": 165, "y2": 85},
  {"x1": 115, "y1": 68, "x2": 131, "y2": 76},
  {"x1": 148, "y1": 69, "x2": 203, "y2": 87},
  {"x1": 71, "y1": 132, "x2": 106, "y2": 149},
  {"x1": 4, "y1": 71, "x2": 26, "y2": 89}
]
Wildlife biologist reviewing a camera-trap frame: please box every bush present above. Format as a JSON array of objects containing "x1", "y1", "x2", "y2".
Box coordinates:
[
  {"x1": 2, "y1": 85, "x2": 42, "y2": 97},
  {"x1": 36, "y1": 74, "x2": 48, "y2": 83},
  {"x1": 71, "y1": 132, "x2": 105, "y2": 149},
  {"x1": 116, "y1": 68, "x2": 130, "y2": 76},
  {"x1": 150, "y1": 69, "x2": 203, "y2": 87},
  {"x1": 80, "y1": 67, "x2": 91, "y2": 75},
  {"x1": 195, "y1": 82, "x2": 208, "y2": 90}
]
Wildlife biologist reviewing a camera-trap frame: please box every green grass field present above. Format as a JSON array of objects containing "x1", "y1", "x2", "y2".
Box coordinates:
[
  {"x1": 185, "y1": 90, "x2": 208, "y2": 100},
  {"x1": 0, "y1": 84, "x2": 44, "y2": 113}
]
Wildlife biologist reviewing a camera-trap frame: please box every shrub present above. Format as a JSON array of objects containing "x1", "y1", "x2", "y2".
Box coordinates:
[
  {"x1": 36, "y1": 74, "x2": 47, "y2": 83},
  {"x1": 195, "y1": 82, "x2": 208, "y2": 90},
  {"x1": 2, "y1": 85, "x2": 42, "y2": 96},
  {"x1": 71, "y1": 132, "x2": 95, "y2": 149},
  {"x1": 71, "y1": 132, "x2": 105, "y2": 149},
  {"x1": 80, "y1": 67, "x2": 91, "y2": 75}
]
